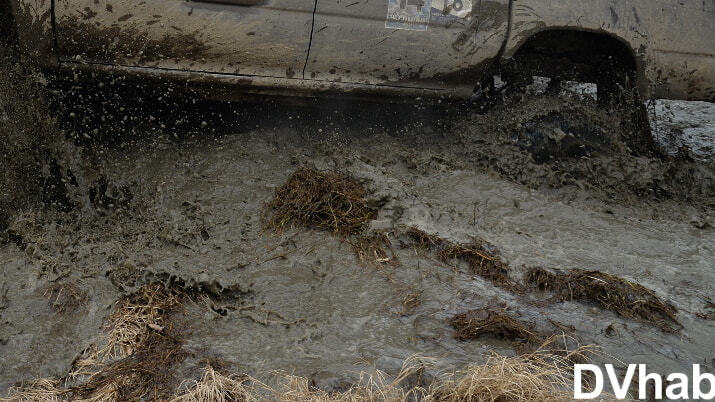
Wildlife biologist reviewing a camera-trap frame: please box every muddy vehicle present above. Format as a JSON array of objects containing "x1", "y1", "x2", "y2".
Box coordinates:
[{"x1": 2, "y1": 0, "x2": 714, "y2": 103}]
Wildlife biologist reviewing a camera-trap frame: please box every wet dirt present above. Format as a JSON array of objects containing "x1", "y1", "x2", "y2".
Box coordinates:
[{"x1": 1, "y1": 64, "x2": 714, "y2": 396}]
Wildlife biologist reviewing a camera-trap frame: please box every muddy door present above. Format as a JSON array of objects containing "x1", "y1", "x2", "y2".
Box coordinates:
[
  {"x1": 644, "y1": 0, "x2": 715, "y2": 100},
  {"x1": 306, "y1": 0, "x2": 510, "y2": 94},
  {"x1": 54, "y1": 0, "x2": 316, "y2": 79}
]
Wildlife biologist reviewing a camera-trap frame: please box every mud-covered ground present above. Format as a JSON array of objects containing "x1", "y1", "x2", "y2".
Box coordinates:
[{"x1": 1, "y1": 58, "x2": 714, "y2": 398}]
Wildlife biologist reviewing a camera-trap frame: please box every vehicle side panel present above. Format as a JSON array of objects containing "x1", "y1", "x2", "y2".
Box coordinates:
[
  {"x1": 54, "y1": 0, "x2": 314, "y2": 79},
  {"x1": 307, "y1": 0, "x2": 510, "y2": 95}
]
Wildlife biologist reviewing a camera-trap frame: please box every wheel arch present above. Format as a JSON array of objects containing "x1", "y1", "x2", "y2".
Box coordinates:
[{"x1": 502, "y1": 28, "x2": 648, "y2": 97}]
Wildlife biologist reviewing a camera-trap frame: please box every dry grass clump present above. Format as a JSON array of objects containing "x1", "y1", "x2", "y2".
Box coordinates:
[
  {"x1": 6, "y1": 282, "x2": 226, "y2": 401},
  {"x1": 0, "y1": 378, "x2": 66, "y2": 402},
  {"x1": 404, "y1": 227, "x2": 521, "y2": 293},
  {"x1": 171, "y1": 365, "x2": 254, "y2": 402},
  {"x1": 170, "y1": 363, "x2": 422, "y2": 402},
  {"x1": 440, "y1": 243, "x2": 523, "y2": 293},
  {"x1": 428, "y1": 346, "x2": 593, "y2": 402},
  {"x1": 171, "y1": 358, "x2": 430, "y2": 402},
  {"x1": 407, "y1": 227, "x2": 677, "y2": 332},
  {"x1": 5, "y1": 341, "x2": 600, "y2": 402},
  {"x1": 450, "y1": 309, "x2": 544, "y2": 345},
  {"x1": 100, "y1": 282, "x2": 184, "y2": 359},
  {"x1": 526, "y1": 267, "x2": 680, "y2": 332},
  {"x1": 166, "y1": 346, "x2": 597, "y2": 402},
  {"x1": 43, "y1": 282, "x2": 88, "y2": 314},
  {"x1": 64, "y1": 283, "x2": 188, "y2": 401},
  {"x1": 70, "y1": 331, "x2": 185, "y2": 401},
  {"x1": 270, "y1": 358, "x2": 429, "y2": 402},
  {"x1": 271, "y1": 373, "x2": 413, "y2": 402},
  {"x1": 266, "y1": 168, "x2": 377, "y2": 236}
]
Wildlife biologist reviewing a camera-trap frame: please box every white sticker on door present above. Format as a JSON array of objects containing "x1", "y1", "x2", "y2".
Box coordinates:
[
  {"x1": 386, "y1": 0, "x2": 433, "y2": 31},
  {"x1": 431, "y1": 0, "x2": 473, "y2": 19}
]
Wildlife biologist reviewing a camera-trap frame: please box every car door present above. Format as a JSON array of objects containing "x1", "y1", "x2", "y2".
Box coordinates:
[
  {"x1": 54, "y1": 0, "x2": 315, "y2": 79},
  {"x1": 306, "y1": 0, "x2": 510, "y2": 94}
]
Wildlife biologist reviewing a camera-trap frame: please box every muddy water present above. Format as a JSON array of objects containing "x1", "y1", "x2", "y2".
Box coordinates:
[
  {"x1": 1, "y1": 94, "x2": 714, "y2": 395},
  {"x1": 650, "y1": 100, "x2": 715, "y2": 161}
]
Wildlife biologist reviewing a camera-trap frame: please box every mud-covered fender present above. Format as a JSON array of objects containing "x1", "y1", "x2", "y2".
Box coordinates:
[{"x1": 8, "y1": 0, "x2": 57, "y2": 66}]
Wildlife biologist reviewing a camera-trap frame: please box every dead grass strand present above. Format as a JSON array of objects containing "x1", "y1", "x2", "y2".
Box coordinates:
[{"x1": 0, "y1": 378, "x2": 66, "y2": 402}]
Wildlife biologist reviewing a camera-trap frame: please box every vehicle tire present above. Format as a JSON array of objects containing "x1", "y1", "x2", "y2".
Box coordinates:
[
  {"x1": 596, "y1": 59, "x2": 658, "y2": 156},
  {"x1": 499, "y1": 52, "x2": 658, "y2": 157}
]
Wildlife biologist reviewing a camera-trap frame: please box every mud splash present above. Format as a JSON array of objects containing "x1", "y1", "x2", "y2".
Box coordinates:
[
  {"x1": 0, "y1": 50, "x2": 119, "y2": 239},
  {"x1": 57, "y1": 16, "x2": 213, "y2": 64},
  {"x1": 455, "y1": 94, "x2": 714, "y2": 204},
  {"x1": 0, "y1": 50, "x2": 67, "y2": 230}
]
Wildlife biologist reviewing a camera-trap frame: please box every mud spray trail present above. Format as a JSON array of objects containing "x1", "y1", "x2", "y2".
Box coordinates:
[{"x1": 1, "y1": 53, "x2": 714, "y2": 399}]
